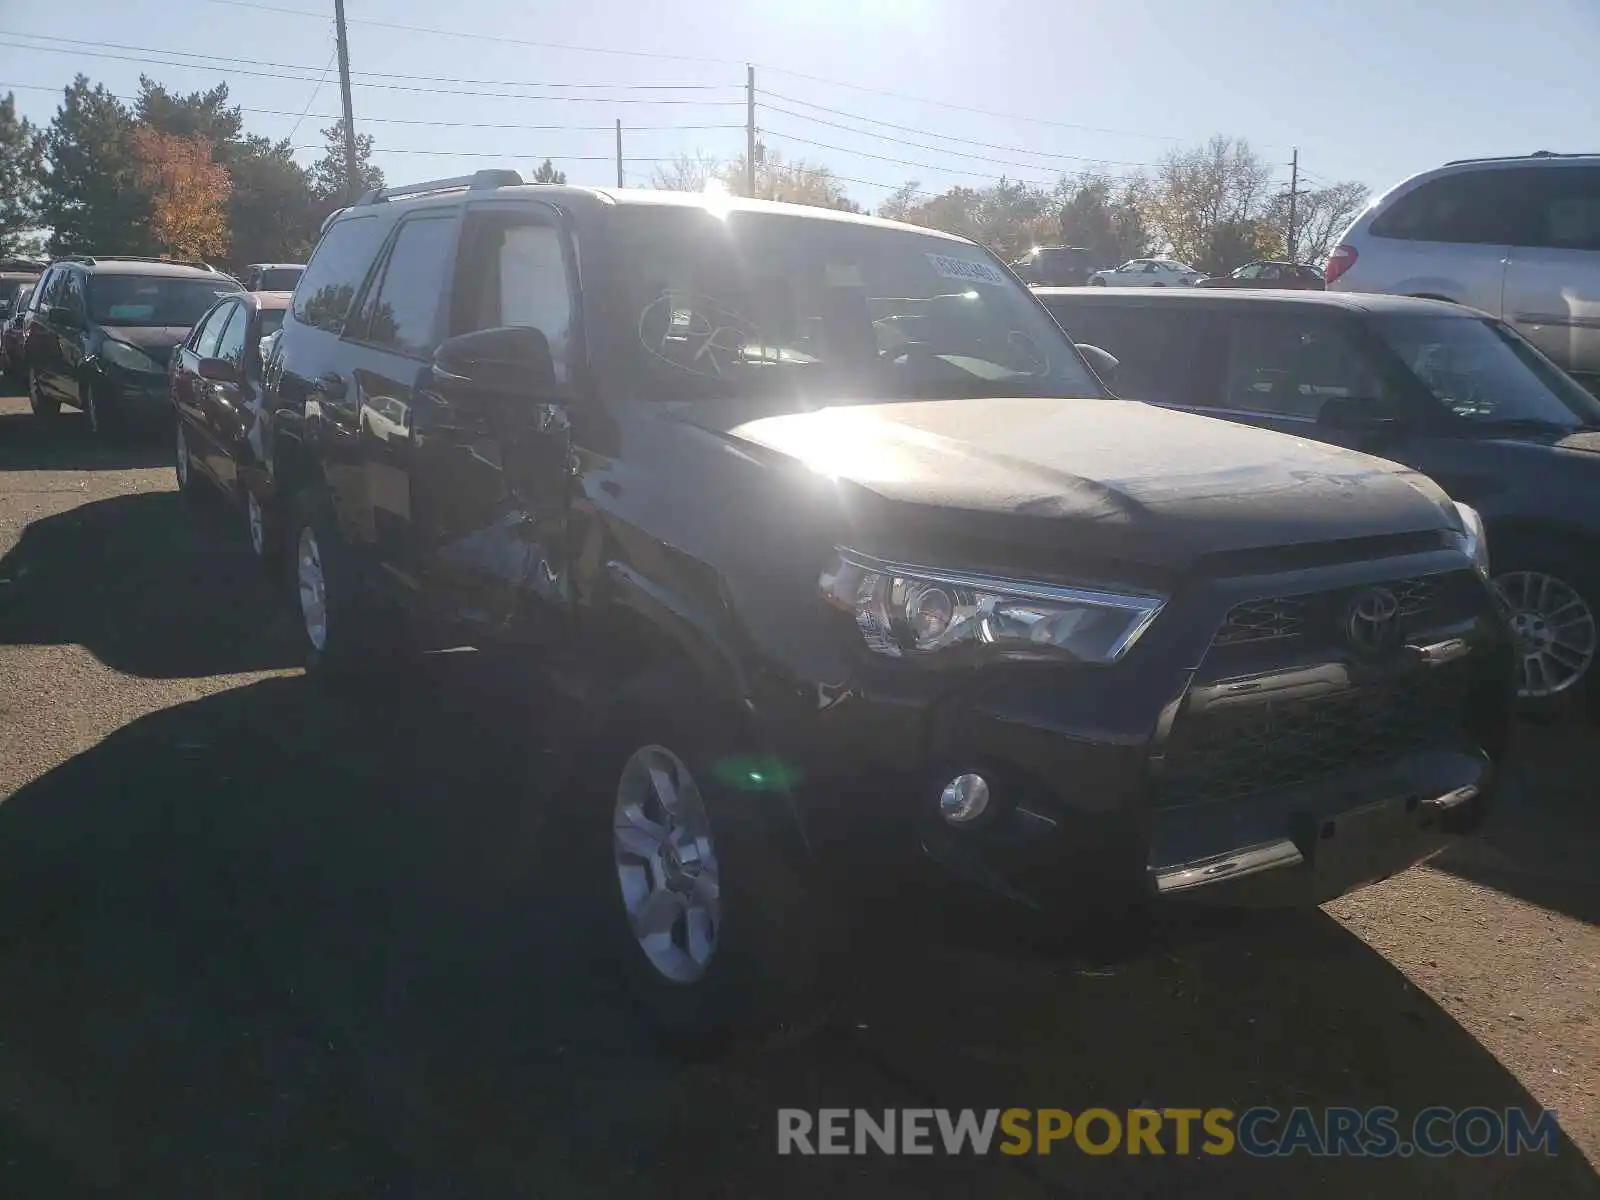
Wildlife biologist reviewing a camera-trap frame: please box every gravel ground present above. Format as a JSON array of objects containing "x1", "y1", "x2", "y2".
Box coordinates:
[{"x1": 0, "y1": 389, "x2": 1595, "y2": 1198}]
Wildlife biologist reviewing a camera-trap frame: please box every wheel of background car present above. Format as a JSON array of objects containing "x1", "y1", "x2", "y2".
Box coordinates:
[
  {"x1": 1489, "y1": 541, "x2": 1600, "y2": 713},
  {"x1": 83, "y1": 381, "x2": 103, "y2": 437},
  {"x1": 26, "y1": 366, "x2": 58, "y2": 420},
  {"x1": 567, "y1": 675, "x2": 840, "y2": 1051},
  {"x1": 175, "y1": 421, "x2": 200, "y2": 498},
  {"x1": 1089, "y1": 277, "x2": 1107, "y2": 286}
]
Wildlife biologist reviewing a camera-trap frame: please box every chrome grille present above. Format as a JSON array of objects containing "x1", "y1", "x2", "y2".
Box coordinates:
[{"x1": 1211, "y1": 575, "x2": 1442, "y2": 650}]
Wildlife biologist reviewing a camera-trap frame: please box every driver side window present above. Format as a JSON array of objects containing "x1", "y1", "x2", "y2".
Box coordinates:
[
  {"x1": 1220, "y1": 314, "x2": 1389, "y2": 419},
  {"x1": 449, "y1": 213, "x2": 573, "y2": 383}
]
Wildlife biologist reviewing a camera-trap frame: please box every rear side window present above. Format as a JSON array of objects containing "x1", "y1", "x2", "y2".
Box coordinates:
[
  {"x1": 1521, "y1": 166, "x2": 1600, "y2": 252},
  {"x1": 293, "y1": 214, "x2": 387, "y2": 333},
  {"x1": 449, "y1": 213, "x2": 573, "y2": 380},
  {"x1": 356, "y1": 215, "x2": 457, "y2": 357},
  {"x1": 1042, "y1": 301, "x2": 1209, "y2": 402},
  {"x1": 1370, "y1": 169, "x2": 1527, "y2": 244},
  {"x1": 1219, "y1": 314, "x2": 1388, "y2": 418}
]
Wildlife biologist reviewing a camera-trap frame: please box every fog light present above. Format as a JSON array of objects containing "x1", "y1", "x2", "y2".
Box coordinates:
[{"x1": 939, "y1": 773, "x2": 990, "y2": 825}]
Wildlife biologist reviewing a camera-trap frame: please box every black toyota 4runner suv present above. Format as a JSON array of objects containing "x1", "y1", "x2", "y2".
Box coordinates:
[{"x1": 254, "y1": 171, "x2": 1513, "y2": 1039}]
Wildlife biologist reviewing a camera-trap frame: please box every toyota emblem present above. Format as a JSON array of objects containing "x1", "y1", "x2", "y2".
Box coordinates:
[{"x1": 1345, "y1": 587, "x2": 1401, "y2": 656}]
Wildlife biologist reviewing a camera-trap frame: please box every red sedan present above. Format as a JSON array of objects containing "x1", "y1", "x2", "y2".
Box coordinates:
[{"x1": 1196, "y1": 260, "x2": 1326, "y2": 290}]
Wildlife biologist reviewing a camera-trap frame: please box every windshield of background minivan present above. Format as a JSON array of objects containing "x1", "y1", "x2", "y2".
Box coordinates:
[
  {"x1": 88, "y1": 276, "x2": 241, "y2": 326},
  {"x1": 1375, "y1": 314, "x2": 1600, "y2": 428},
  {"x1": 610, "y1": 208, "x2": 1099, "y2": 401}
]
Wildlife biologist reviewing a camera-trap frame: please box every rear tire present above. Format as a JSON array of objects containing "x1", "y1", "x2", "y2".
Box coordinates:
[
  {"x1": 571, "y1": 676, "x2": 836, "y2": 1054},
  {"x1": 1089, "y1": 278, "x2": 1107, "y2": 287},
  {"x1": 288, "y1": 488, "x2": 412, "y2": 679}
]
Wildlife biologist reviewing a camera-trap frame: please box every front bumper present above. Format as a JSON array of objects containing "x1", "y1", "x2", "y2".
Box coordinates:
[
  {"x1": 764, "y1": 549, "x2": 1515, "y2": 915},
  {"x1": 91, "y1": 367, "x2": 172, "y2": 424}
]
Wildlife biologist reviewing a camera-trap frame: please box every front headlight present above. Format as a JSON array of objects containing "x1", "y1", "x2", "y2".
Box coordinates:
[
  {"x1": 820, "y1": 549, "x2": 1165, "y2": 664},
  {"x1": 100, "y1": 338, "x2": 160, "y2": 373},
  {"x1": 1450, "y1": 501, "x2": 1490, "y2": 578}
]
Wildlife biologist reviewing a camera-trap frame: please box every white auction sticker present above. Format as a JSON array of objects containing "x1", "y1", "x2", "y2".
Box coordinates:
[{"x1": 925, "y1": 253, "x2": 1009, "y2": 287}]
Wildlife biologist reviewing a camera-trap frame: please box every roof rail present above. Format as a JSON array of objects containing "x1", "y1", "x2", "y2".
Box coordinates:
[
  {"x1": 53, "y1": 254, "x2": 223, "y2": 272},
  {"x1": 356, "y1": 168, "x2": 524, "y2": 206},
  {"x1": 1444, "y1": 150, "x2": 1600, "y2": 165}
]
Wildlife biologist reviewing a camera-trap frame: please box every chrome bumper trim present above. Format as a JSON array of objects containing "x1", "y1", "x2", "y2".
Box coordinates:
[{"x1": 1154, "y1": 838, "x2": 1304, "y2": 894}]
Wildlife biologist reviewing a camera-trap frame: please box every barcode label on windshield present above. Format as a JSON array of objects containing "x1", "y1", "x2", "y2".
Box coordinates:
[{"x1": 926, "y1": 253, "x2": 1008, "y2": 287}]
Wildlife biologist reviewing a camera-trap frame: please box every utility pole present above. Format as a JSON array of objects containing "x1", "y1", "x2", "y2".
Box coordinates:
[
  {"x1": 615, "y1": 119, "x2": 624, "y2": 188},
  {"x1": 746, "y1": 65, "x2": 757, "y2": 198},
  {"x1": 333, "y1": 0, "x2": 360, "y2": 200},
  {"x1": 1286, "y1": 147, "x2": 1299, "y2": 263}
]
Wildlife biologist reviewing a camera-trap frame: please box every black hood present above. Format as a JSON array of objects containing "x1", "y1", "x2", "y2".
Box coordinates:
[
  {"x1": 684, "y1": 396, "x2": 1457, "y2": 571},
  {"x1": 100, "y1": 325, "x2": 189, "y2": 362}
]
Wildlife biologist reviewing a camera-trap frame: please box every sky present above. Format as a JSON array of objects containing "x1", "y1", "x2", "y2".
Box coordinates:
[{"x1": 2, "y1": 0, "x2": 1597, "y2": 210}]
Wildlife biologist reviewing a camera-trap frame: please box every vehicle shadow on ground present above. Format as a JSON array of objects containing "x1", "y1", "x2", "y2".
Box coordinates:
[
  {"x1": 0, "y1": 661, "x2": 1592, "y2": 1197},
  {"x1": 1431, "y1": 721, "x2": 1599, "y2": 926},
  {"x1": 0, "y1": 489, "x2": 302, "y2": 678},
  {"x1": 0, "y1": 407, "x2": 170, "y2": 472}
]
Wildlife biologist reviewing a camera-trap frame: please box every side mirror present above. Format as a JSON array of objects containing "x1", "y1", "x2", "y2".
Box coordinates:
[
  {"x1": 1076, "y1": 343, "x2": 1120, "y2": 388},
  {"x1": 433, "y1": 326, "x2": 556, "y2": 397},
  {"x1": 46, "y1": 304, "x2": 81, "y2": 328},
  {"x1": 197, "y1": 357, "x2": 239, "y2": 383},
  {"x1": 1318, "y1": 396, "x2": 1406, "y2": 435}
]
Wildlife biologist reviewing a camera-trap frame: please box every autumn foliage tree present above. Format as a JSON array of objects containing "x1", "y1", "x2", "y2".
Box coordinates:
[{"x1": 130, "y1": 126, "x2": 231, "y2": 261}]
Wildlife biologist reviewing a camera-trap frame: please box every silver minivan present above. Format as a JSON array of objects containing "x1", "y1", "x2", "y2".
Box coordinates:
[{"x1": 1327, "y1": 152, "x2": 1600, "y2": 384}]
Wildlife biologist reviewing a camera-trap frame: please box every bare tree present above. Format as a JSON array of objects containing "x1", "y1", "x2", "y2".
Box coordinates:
[
  {"x1": 1264, "y1": 180, "x2": 1371, "y2": 264},
  {"x1": 1146, "y1": 135, "x2": 1274, "y2": 272},
  {"x1": 650, "y1": 149, "x2": 722, "y2": 193}
]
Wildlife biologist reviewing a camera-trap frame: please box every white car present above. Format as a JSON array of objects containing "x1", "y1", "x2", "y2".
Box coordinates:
[{"x1": 1087, "y1": 258, "x2": 1206, "y2": 287}]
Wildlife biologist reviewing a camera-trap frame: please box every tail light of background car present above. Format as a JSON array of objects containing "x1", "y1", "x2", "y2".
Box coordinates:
[{"x1": 1325, "y1": 244, "x2": 1358, "y2": 285}]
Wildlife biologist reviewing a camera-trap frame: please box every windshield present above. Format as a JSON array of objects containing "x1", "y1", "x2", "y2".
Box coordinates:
[
  {"x1": 87, "y1": 276, "x2": 242, "y2": 327},
  {"x1": 1375, "y1": 314, "x2": 1600, "y2": 429},
  {"x1": 609, "y1": 207, "x2": 1100, "y2": 402},
  {"x1": 258, "y1": 268, "x2": 303, "y2": 291}
]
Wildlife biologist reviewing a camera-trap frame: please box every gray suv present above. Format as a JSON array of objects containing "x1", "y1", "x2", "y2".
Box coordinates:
[{"x1": 1327, "y1": 152, "x2": 1600, "y2": 384}]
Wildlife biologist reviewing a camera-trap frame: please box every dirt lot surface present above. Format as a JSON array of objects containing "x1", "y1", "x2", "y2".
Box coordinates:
[{"x1": 1, "y1": 389, "x2": 1595, "y2": 1197}]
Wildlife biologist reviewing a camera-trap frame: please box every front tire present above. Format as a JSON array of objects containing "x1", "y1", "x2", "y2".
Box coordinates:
[
  {"x1": 1490, "y1": 536, "x2": 1600, "y2": 716},
  {"x1": 175, "y1": 420, "x2": 203, "y2": 499},
  {"x1": 579, "y1": 684, "x2": 834, "y2": 1053}
]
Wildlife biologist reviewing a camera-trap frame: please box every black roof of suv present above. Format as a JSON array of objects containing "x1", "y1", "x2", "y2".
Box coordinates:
[{"x1": 248, "y1": 168, "x2": 1512, "y2": 1042}]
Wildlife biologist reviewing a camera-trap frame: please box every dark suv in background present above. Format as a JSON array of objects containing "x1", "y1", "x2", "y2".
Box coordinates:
[
  {"x1": 251, "y1": 171, "x2": 1512, "y2": 1041},
  {"x1": 1010, "y1": 245, "x2": 1093, "y2": 287},
  {"x1": 1038, "y1": 285, "x2": 1600, "y2": 711},
  {"x1": 25, "y1": 256, "x2": 242, "y2": 436}
]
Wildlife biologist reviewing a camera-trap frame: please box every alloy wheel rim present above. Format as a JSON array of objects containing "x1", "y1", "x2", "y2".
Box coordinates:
[
  {"x1": 247, "y1": 493, "x2": 264, "y2": 557},
  {"x1": 612, "y1": 744, "x2": 722, "y2": 984},
  {"x1": 175, "y1": 424, "x2": 189, "y2": 487},
  {"x1": 1493, "y1": 570, "x2": 1597, "y2": 699},
  {"x1": 296, "y1": 526, "x2": 328, "y2": 652}
]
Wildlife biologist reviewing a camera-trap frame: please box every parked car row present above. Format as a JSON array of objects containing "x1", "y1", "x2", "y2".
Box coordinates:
[{"x1": 102, "y1": 169, "x2": 1511, "y2": 1042}]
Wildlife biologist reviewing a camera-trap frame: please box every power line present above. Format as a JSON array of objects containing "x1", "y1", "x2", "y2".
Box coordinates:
[
  {"x1": 0, "y1": 40, "x2": 746, "y2": 104},
  {"x1": 0, "y1": 31, "x2": 737, "y2": 92},
  {"x1": 285, "y1": 46, "x2": 337, "y2": 143},
  {"x1": 761, "y1": 128, "x2": 1066, "y2": 187},
  {"x1": 761, "y1": 94, "x2": 1164, "y2": 167},
  {"x1": 759, "y1": 102, "x2": 1159, "y2": 170},
  {"x1": 191, "y1": 0, "x2": 1219, "y2": 147},
  {"x1": 0, "y1": 80, "x2": 748, "y2": 131},
  {"x1": 202, "y1": 0, "x2": 746, "y2": 67}
]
